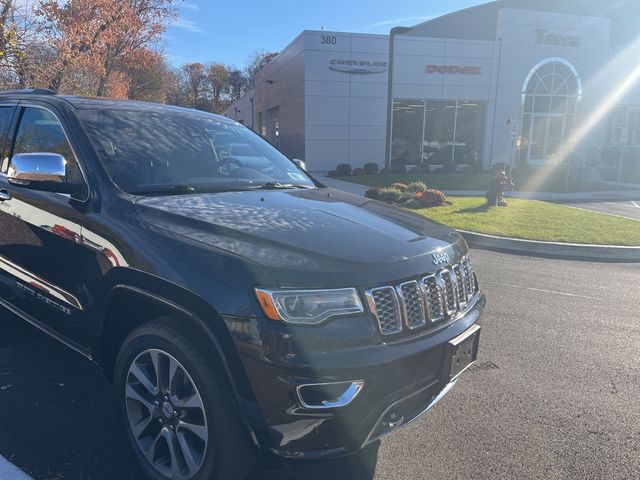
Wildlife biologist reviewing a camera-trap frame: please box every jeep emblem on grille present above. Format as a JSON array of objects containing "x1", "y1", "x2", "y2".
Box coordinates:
[{"x1": 432, "y1": 252, "x2": 451, "y2": 265}]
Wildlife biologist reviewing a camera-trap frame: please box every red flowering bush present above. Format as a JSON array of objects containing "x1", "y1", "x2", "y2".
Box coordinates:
[{"x1": 419, "y1": 189, "x2": 449, "y2": 207}]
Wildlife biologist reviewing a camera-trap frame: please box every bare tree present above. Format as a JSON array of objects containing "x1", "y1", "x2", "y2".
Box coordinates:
[
  {"x1": 127, "y1": 51, "x2": 171, "y2": 102},
  {"x1": 245, "y1": 49, "x2": 277, "y2": 87},
  {"x1": 227, "y1": 67, "x2": 248, "y2": 101},
  {"x1": 206, "y1": 62, "x2": 228, "y2": 113},
  {"x1": 180, "y1": 62, "x2": 206, "y2": 108},
  {"x1": 0, "y1": 0, "x2": 50, "y2": 88}
]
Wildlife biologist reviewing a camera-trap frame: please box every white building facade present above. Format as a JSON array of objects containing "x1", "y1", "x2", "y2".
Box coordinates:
[{"x1": 225, "y1": 0, "x2": 640, "y2": 179}]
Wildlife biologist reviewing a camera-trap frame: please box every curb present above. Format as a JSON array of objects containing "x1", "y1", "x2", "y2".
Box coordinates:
[
  {"x1": 458, "y1": 230, "x2": 640, "y2": 263},
  {"x1": 0, "y1": 456, "x2": 33, "y2": 480}
]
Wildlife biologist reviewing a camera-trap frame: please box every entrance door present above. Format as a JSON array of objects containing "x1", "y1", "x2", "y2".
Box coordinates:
[
  {"x1": 527, "y1": 114, "x2": 566, "y2": 164},
  {"x1": 521, "y1": 59, "x2": 580, "y2": 166}
]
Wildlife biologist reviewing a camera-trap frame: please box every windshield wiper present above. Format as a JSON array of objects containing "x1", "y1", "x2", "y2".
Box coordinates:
[
  {"x1": 253, "y1": 182, "x2": 314, "y2": 190},
  {"x1": 130, "y1": 184, "x2": 254, "y2": 196}
]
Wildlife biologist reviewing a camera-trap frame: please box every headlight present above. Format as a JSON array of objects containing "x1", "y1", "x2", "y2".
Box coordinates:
[{"x1": 255, "y1": 288, "x2": 364, "y2": 325}]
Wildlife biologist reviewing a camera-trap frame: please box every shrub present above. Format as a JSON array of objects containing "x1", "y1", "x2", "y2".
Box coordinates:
[
  {"x1": 336, "y1": 163, "x2": 352, "y2": 176},
  {"x1": 364, "y1": 188, "x2": 380, "y2": 200},
  {"x1": 364, "y1": 162, "x2": 379, "y2": 175},
  {"x1": 327, "y1": 170, "x2": 338, "y2": 177},
  {"x1": 353, "y1": 167, "x2": 365, "y2": 176},
  {"x1": 390, "y1": 182, "x2": 409, "y2": 191},
  {"x1": 407, "y1": 181, "x2": 427, "y2": 193},
  {"x1": 418, "y1": 189, "x2": 449, "y2": 208},
  {"x1": 377, "y1": 187, "x2": 411, "y2": 204}
]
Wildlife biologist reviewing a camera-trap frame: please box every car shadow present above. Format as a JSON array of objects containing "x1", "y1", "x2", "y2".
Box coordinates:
[
  {"x1": 251, "y1": 441, "x2": 379, "y2": 480},
  {"x1": 0, "y1": 312, "x2": 379, "y2": 480}
]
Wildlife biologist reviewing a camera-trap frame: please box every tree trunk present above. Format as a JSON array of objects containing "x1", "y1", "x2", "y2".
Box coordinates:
[{"x1": 96, "y1": 74, "x2": 109, "y2": 96}]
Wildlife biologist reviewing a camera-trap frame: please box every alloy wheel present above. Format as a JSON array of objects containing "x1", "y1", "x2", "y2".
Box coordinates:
[{"x1": 125, "y1": 348, "x2": 209, "y2": 480}]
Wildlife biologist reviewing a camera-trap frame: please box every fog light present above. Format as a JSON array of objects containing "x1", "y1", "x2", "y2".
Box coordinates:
[{"x1": 296, "y1": 380, "x2": 364, "y2": 409}]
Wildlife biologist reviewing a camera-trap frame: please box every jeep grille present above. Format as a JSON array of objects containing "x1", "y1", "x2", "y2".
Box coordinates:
[{"x1": 365, "y1": 257, "x2": 479, "y2": 336}]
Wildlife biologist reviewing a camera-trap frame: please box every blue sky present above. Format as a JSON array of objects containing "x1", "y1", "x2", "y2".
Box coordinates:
[{"x1": 165, "y1": 0, "x2": 484, "y2": 67}]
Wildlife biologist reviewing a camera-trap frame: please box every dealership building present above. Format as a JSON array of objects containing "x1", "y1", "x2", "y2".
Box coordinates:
[{"x1": 225, "y1": 0, "x2": 640, "y2": 178}]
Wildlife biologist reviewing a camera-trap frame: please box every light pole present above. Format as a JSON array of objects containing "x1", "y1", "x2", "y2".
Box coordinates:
[{"x1": 384, "y1": 26, "x2": 412, "y2": 186}]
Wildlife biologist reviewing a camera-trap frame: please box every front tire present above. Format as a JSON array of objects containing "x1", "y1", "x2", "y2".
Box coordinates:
[{"x1": 114, "y1": 316, "x2": 254, "y2": 480}]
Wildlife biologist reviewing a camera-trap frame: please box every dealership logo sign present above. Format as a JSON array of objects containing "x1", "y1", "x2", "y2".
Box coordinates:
[
  {"x1": 426, "y1": 65, "x2": 483, "y2": 75},
  {"x1": 329, "y1": 59, "x2": 388, "y2": 74},
  {"x1": 535, "y1": 28, "x2": 581, "y2": 47}
]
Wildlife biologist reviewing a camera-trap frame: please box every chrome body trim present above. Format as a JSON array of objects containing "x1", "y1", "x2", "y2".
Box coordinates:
[
  {"x1": 366, "y1": 257, "x2": 480, "y2": 337},
  {"x1": 0, "y1": 296, "x2": 91, "y2": 360},
  {"x1": 0, "y1": 254, "x2": 83, "y2": 310},
  {"x1": 10, "y1": 103, "x2": 90, "y2": 202},
  {"x1": 8, "y1": 153, "x2": 66, "y2": 184},
  {"x1": 365, "y1": 286, "x2": 402, "y2": 335},
  {"x1": 296, "y1": 380, "x2": 365, "y2": 410},
  {"x1": 363, "y1": 379, "x2": 458, "y2": 446}
]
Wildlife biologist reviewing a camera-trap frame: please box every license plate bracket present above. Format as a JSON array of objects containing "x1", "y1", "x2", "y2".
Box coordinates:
[{"x1": 444, "y1": 324, "x2": 480, "y2": 382}]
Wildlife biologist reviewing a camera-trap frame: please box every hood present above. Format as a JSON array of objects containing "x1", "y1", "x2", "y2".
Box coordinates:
[{"x1": 134, "y1": 188, "x2": 468, "y2": 287}]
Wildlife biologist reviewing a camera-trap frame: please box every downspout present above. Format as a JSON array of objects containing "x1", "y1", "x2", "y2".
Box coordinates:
[
  {"x1": 488, "y1": 38, "x2": 503, "y2": 169},
  {"x1": 384, "y1": 26, "x2": 413, "y2": 186}
]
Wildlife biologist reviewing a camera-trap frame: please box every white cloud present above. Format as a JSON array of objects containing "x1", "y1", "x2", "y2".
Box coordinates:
[
  {"x1": 172, "y1": 17, "x2": 204, "y2": 34},
  {"x1": 358, "y1": 15, "x2": 436, "y2": 32},
  {"x1": 180, "y1": 1, "x2": 201, "y2": 11}
]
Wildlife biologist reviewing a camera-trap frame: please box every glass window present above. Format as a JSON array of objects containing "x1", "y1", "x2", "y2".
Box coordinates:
[
  {"x1": 391, "y1": 100, "x2": 425, "y2": 165},
  {"x1": 453, "y1": 102, "x2": 486, "y2": 166},
  {"x1": 13, "y1": 107, "x2": 83, "y2": 183},
  {"x1": 391, "y1": 99, "x2": 486, "y2": 171},
  {"x1": 521, "y1": 60, "x2": 581, "y2": 164},
  {"x1": 423, "y1": 101, "x2": 456, "y2": 167},
  {"x1": 0, "y1": 106, "x2": 15, "y2": 173},
  {"x1": 76, "y1": 108, "x2": 315, "y2": 194}
]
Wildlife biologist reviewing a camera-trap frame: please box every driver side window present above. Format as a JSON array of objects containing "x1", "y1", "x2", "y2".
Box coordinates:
[{"x1": 13, "y1": 107, "x2": 83, "y2": 183}]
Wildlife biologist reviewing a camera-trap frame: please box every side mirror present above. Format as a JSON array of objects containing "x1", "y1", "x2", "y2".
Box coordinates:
[
  {"x1": 292, "y1": 158, "x2": 307, "y2": 171},
  {"x1": 7, "y1": 153, "x2": 83, "y2": 194}
]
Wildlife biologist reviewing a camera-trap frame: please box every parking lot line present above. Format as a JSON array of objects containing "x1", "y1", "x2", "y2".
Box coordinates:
[
  {"x1": 485, "y1": 281, "x2": 603, "y2": 301},
  {"x1": 0, "y1": 455, "x2": 32, "y2": 480}
]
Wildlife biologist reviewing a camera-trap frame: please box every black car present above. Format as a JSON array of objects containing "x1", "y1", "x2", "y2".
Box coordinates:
[{"x1": 0, "y1": 89, "x2": 485, "y2": 480}]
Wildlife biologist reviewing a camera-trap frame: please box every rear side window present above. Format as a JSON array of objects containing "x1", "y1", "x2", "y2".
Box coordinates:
[
  {"x1": 13, "y1": 107, "x2": 83, "y2": 183},
  {"x1": 0, "y1": 106, "x2": 15, "y2": 173}
]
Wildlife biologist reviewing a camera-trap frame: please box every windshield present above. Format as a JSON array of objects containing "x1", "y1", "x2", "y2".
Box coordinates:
[{"x1": 76, "y1": 109, "x2": 315, "y2": 194}]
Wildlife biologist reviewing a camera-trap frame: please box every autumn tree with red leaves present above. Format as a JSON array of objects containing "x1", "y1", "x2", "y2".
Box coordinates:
[{"x1": 38, "y1": 0, "x2": 178, "y2": 97}]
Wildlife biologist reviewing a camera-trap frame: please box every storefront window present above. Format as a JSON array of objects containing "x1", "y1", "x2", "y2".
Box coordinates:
[
  {"x1": 391, "y1": 100, "x2": 425, "y2": 164},
  {"x1": 521, "y1": 59, "x2": 581, "y2": 165},
  {"x1": 392, "y1": 100, "x2": 486, "y2": 171}
]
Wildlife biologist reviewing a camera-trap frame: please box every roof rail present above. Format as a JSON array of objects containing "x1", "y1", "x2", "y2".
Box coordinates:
[{"x1": 0, "y1": 88, "x2": 57, "y2": 96}]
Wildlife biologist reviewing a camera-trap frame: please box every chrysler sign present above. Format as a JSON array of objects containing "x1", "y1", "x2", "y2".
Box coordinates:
[
  {"x1": 329, "y1": 59, "x2": 388, "y2": 74},
  {"x1": 427, "y1": 65, "x2": 483, "y2": 75}
]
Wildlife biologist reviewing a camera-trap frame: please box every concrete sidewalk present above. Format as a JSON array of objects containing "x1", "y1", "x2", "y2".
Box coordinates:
[
  {"x1": 0, "y1": 456, "x2": 32, "y2": 480},
  {"x1": 319, "y1": 176, "x2": 640, "y2": 203}
]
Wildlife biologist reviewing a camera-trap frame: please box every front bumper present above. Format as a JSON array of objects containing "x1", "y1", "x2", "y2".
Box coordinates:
[{"x1": 225, "y1": 292, "x2": 486, "y2": 459}]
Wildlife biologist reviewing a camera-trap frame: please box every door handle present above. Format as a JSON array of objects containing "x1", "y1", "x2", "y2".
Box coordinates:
[{"x1": 0, "y1": 190, "x2": 11, "y2": 202}]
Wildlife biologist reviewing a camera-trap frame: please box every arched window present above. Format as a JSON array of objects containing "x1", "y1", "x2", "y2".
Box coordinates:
[{"x1": 521, "y1": 58, "x2": 581, "y2": 164}]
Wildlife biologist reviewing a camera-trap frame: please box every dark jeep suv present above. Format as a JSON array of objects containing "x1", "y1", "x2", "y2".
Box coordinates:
[{"x1": 0, "y1": 89, "x2": 485, "y2": 480}]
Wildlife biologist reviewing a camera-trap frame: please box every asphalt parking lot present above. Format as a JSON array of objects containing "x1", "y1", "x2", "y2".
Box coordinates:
[
  {"x1": 562, "y1": 200, "x2": 640, "y2": 221},
  {"x1": 1, "y1": 250, "x2": 640, "y2": 479}
]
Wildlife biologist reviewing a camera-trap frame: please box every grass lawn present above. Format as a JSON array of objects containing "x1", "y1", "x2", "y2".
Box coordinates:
[
  {"x1": 335, "y1": 172, "x2": 629, "y2": 193},
  {"x1": 415, "y1": 196, "x2": 640, "y2": 246}
]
